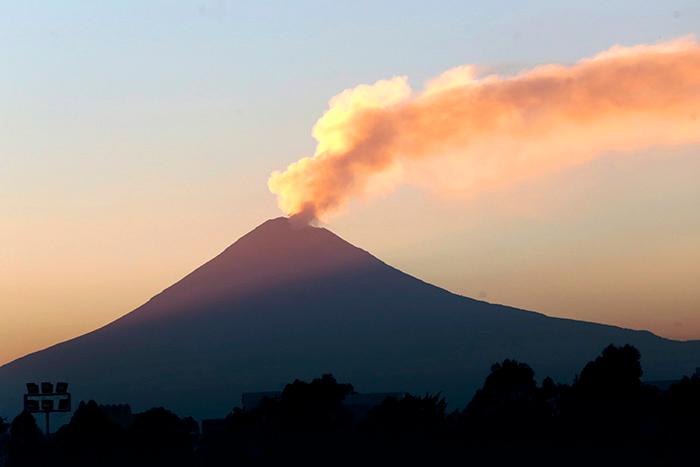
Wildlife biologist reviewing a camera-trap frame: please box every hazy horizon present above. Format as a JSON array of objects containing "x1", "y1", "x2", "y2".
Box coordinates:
[{"x1": 2, "y1": 1, "x2": 700, "y2": 364}]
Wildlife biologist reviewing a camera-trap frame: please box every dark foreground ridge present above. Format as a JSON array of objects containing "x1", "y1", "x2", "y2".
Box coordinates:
[
  {"x1": 1, "y1": 217, "x2": 699, "y2": 419},
  {"x1": 2, "y1": 345, "x2": 700, "y2": 466}
]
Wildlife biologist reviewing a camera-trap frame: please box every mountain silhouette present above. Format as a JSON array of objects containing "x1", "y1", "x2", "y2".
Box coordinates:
[{"x1": 1, "y1": 217, "x2": 699, "y2": 418}]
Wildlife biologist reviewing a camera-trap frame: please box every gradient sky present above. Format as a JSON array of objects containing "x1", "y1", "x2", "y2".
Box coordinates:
[{"x1": 2, "y1": 0, "x2": 700, "y2": 364}]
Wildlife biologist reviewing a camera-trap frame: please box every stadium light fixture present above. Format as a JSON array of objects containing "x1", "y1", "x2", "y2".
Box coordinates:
[
  {"x1": 24, "y1": 381, "x2": 72, "y2": 435},
  {"x1": 25, "y1": 400, "x2": 39, "y2": 411},
  {"x1": 57, "y1": 398, "x2": 71, "y2": 411}
]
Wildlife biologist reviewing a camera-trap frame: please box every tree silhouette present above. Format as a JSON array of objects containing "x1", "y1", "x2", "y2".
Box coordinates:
[
  {"x1": 277, "y1": 373, "x2": 354, "y2": 432},
  {"x1": 127, "y1": 407, "x2": 195, "y2": 467},
  {"x1": 199, "y1": 374, "x2": 355, "y2": 466},
  {"x1": 563, "y1": 344, "x2": 655, "y2": 446},
  {"x1": 269, "y1": 374, "x2": 354, "y2": 465},
  {"x1": 7, "y1": 411, "x2": 45, "y2": 467},
  {"x1": 574, "y1": 344, "x2": 642, "y2": 400},
  {"x1": 53, "y1": 400, "x2": 125, "y2": 467},
  {"x1": 463, "y1": 359, "x2": 550, "y2": 443},
  {"x1": 664, "y1": 372, "x2": 700, "y2": 446},
  {"x1": 3, "y1": 346, "x2": 698, "y2": 466},
  {"x1": 363, "y1": 393, "x2": 447, "y2": 436}
]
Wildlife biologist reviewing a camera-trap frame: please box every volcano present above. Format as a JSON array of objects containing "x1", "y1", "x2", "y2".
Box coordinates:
[{"x1": 1, "y1": 217, "x2": 699, "y2": 418}]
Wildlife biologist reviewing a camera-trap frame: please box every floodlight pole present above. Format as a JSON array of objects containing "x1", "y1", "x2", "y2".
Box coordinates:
[{"x1": 24, "y1": 381, "x2": 71, "y2": 437}]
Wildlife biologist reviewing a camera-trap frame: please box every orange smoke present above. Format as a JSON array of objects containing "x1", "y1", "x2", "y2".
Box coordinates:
[{"x1": 269, "y1": 37, "x2": 700, "y2": 223}]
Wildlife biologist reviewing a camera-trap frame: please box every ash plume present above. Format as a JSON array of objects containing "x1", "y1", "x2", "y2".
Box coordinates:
[{"x1": 269, "y1": 37, "x2": 700, "y2": 223}]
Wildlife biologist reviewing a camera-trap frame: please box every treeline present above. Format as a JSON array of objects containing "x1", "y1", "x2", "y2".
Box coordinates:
[{"x1": 1, "y1": 344, "x2": 699, "y2": 466}]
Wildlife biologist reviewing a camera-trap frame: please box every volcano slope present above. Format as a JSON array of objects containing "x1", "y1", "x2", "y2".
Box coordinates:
[{"x1": 1, "y1": 217, "x2": 698, "y2": 418}]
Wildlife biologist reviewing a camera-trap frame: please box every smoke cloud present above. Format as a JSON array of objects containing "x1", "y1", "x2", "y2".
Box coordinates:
[{"x1": 269, "y1": 37, "x2": 700, "y2": 223}]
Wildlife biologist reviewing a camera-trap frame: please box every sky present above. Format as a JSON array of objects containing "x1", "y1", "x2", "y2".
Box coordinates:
[{"x1": 1, "y1": 0, "x2": 700, "y2": 364}]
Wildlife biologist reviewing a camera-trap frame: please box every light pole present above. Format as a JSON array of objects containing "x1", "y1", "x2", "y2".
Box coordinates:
[{"x1": 24, "y1": 381, "x2": 71, "y2": 436}]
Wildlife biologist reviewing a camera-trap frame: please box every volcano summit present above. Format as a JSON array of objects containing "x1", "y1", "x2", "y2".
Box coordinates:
[{"x1": 1, "y1": 218, "x2": 698, "y2": 418}]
